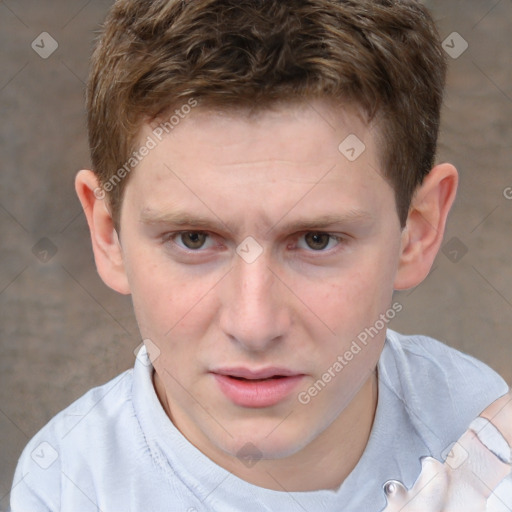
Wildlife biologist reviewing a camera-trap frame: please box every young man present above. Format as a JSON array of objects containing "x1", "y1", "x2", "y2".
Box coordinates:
[{"x1": 10, "y1": 0, "x2": 512, "y2": 510}]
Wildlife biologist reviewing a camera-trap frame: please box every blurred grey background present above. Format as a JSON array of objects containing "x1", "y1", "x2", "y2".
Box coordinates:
[{"x1": 1, "y1": 0, "x2": 511, "y2": 503}]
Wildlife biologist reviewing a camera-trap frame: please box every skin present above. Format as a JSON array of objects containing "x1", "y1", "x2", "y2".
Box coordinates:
[{"x1": 76, "y1": 99, "x2": 458, "y2": 492}]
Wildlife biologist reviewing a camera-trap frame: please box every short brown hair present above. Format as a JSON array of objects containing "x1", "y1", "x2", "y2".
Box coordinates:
[{"x1": 87, "y1": 0, "x2": 447, "y2": 229}]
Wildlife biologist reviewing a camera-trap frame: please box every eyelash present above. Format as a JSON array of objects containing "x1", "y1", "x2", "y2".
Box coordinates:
[{"x1": 163, "y1": 231, "x2": 346, "y2": 256}]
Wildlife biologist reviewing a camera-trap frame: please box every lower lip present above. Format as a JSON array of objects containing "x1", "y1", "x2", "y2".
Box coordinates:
[{"x1": 212, "y1": 374, "x2": 304, "y2": 408}]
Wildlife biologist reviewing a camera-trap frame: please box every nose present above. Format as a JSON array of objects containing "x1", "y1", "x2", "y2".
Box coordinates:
[{"x1": 218, "y1": 251, "x2": 291, "y2": 352}]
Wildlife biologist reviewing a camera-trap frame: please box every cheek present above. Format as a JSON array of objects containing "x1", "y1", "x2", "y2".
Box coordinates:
[
  {"x1": 126, "y1": 250, "x2": 217, "y2": 338},
  {"x1": 303, "y1": 265, "x2": 391, "y2": 334}
]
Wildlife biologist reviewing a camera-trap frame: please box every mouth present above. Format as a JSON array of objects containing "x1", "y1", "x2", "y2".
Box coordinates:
[
  {"x1": 227, "y1": 375, "x2": 288, "y2": 382},
  {"x1": 212, "y1": 366, "x2": 301, "y2": 380},
  {"x1": 211, "y1": 367, "x2": 304, "y2": 408}
]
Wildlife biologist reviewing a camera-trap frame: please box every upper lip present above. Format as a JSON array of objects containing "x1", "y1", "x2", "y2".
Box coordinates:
[{"x1": 212, "y1": 367, "x2": 302, "y2": 379}]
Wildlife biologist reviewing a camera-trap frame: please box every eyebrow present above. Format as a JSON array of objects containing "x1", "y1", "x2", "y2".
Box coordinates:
[{"x1": 139, "y1": 208, "x2": 374, "y2": 235}]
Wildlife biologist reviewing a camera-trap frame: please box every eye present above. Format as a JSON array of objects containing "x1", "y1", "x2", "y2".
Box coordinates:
[
  {"x1": 297, "y1": 232, "x2": 343, "y2": 252},
  {"x1": 165, "y1": 231, "x2": 345, "y2": 255},
  {"x1": 169, "y1": 231, "x2": 214, "y2": 251}
]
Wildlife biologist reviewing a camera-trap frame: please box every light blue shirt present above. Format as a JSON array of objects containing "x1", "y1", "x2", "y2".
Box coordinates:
[{"x1": 9, "y1": 330, "x2": 509, "y2": 511}]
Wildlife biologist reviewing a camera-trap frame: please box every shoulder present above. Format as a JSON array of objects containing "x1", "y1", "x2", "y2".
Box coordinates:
[
  {"x1": 381, "y1": 329, "x2": 510, "y2": 456},
  {"x1": 10, "y1": 369, "x2": 135, "y2": 509},
  {"x1": 385, "y1": 329, "x2": 508, "y2": 398},
  {"x1": 35, "y1": 367, "x2": 135, "y2": 443}
]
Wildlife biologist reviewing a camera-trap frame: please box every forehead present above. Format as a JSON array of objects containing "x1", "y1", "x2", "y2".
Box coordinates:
[
  {"x1": 123, "y1": 100, "x2": 394, "y2": 230},
  {"x1": 148, "y1": 100, "x2": 374, "y2": 162},
  {"x1": 138, "y1": 100, "x2": 381, "y2": 180}
]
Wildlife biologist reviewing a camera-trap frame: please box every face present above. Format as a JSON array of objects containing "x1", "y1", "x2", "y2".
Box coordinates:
[{"x1": 118, "y1": 100, "x2": 403, "y2": 462}]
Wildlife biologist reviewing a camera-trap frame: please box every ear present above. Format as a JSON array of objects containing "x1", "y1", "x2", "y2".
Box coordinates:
[
  {"x1": 394, "y1": 163, "x2": 458, "y2": 290},
  {"x1": 75, "y1": 170, "x2": 131, "y2": 295}
]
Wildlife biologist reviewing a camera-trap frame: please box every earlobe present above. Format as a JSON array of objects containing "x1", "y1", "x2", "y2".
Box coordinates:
[
  {"x1": 394, "y1": 164, "x2": 458, "y2": 290},
  {"x1": 75, "y1": 170, "x2": 131, "y2": 295}
]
